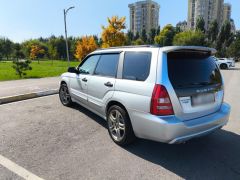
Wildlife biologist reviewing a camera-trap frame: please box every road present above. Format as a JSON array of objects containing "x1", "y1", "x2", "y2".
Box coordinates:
[{"x1": 0, "y1": 66, "x2": 240, "y2": 180}]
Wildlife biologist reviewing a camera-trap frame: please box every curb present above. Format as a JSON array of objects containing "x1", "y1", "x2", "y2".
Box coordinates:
[{"x1": 0, "y1": 89, "x2": 59, "y2": 105}]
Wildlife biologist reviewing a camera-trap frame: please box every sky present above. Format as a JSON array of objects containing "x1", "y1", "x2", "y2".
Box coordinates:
[{"x1": 0, "y1": 0, "x2": 239, "y2": 42}]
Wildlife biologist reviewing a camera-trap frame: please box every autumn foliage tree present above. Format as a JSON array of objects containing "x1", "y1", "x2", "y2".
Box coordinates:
[
  {"x1": 30, "y1": 44, "x2": 45, "y2": 64},
  {"x1": 101, "y1": 16, "x2": 126, "y2": 48},
  {"x1": 75, "y1": 36, "x2": 98, "y2": 61}
]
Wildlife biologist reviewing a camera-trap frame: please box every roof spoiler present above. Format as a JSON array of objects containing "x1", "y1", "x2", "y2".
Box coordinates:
[{"x1": 160, "y1": 46, "x2": 217, "y2": 56}]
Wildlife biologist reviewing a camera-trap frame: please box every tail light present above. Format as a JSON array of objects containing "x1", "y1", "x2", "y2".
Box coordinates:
[{"x1": 150, "y1": 84, "x2": 174, "y2": 116}]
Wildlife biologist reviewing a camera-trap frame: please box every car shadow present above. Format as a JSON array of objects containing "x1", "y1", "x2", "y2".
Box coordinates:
[
  {"x1": 71, "y1": 102, "x2": 108, "y2": 128},
  {"x1": 70, "y1": 103, "x2": 240, "y2": 179},
  {"x1": 124, "y1": 130, "x2": 240, "y2": 179}
]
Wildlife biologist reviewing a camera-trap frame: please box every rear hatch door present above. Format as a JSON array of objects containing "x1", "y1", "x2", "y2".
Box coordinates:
[{"x1": 167, "y1": 50, "x2": 224, "y2": 121}]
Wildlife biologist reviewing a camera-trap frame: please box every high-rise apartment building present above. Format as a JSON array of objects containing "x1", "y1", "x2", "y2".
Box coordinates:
[
  {"x1": 128, "y1": 0, "x2": 160, "y2": 35},
  {"x1": 223, "y1": 3, "x2": 231, "y2": 22},
  {"x1": 188, "y1": 0, "x2": 224, "y2": 30}
]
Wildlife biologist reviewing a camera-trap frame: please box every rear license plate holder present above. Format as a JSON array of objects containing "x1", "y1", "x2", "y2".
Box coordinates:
[{"x1": 191, "y1": 93, "x2": 215, "y2": 106}]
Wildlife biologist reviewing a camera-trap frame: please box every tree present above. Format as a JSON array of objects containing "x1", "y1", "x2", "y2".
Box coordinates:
[
  {"x1": 154, "y1": 24, "x2": 175, "y2": 46},
  {"x1": 196, "y1": 17, "x2": 205, "y2": 33},
  {"x1": 227, "y1": 33, "x2": 240, "y2": 59},
  {"x1": 93, "y1": 35, "x2": 101, "y2": 47},
  {"x1": 55, "y1": 36, "x2": 67, "y2": 60},
  {"x1": 13, "y1": 43, "x2": 24, "y2": 60},
  {"x1": 173, "y1": 30, "x2": 205, "y2": 46},
  {"x1": 0, "y1": 42, "x2": 2, "y2": 60},
  {"x1": 148, "y1": 28, "x2": 156, "y2": 44},
  {"x1": 125, "y1": 31, "x2": 134, "y2": 45},
  {"x1": 216, "y1": 21, "x2": 234, "y2": 57},
  {"x1": 75, "y1": 36, "x2": 98, "y2": 61},
  {"x1": 0, "y1": 38, "x2": 13, "y2": 60},
  {"x1": 12, "y1": 43, "x2": 32, "y2": 78},
  {"x1": 134, "y1": 32, "x2": 140, "y2": 41},
  {"x1": 141, "y1": 29, "x2": 148, "y2": 43},
  {"x1": 21, "y1": 39, "x2": 47, "y2": 60},
  {"x1": 207, "y1": 20, "x2": 218, "y2": 43},
  {"x1": 48, "y1": 38, "x2": 58, "y2": 65},
  {"x1": 133, "y1": 38, "x2": 144, "y2": 45},
  {"x1": 101, "y1": 16, "x2": 126, "y2": 48},
  {"x1": 156, "y1": 26, "x2": 160, "y2": 35},
  {"x1": 30, "y1": 44, "x2": 45, "y2": 63}
]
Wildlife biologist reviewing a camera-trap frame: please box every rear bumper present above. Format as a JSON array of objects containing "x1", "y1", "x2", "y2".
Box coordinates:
[{"x1": 129, "y1": 103, "x2": 230, "y2": 144}]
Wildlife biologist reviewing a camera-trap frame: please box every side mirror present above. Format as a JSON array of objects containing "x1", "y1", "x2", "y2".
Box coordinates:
[{"x1": 68, "y1": 67, "x2": 79, "y2": 74}]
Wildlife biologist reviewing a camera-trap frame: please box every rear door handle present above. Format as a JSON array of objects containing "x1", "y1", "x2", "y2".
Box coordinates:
[
  {"x1": 104, "y1": 82, "x2": 113, "y2": 87},
  {"x1": 82, "y1": 78, "x2": 88, "y2": 82}
]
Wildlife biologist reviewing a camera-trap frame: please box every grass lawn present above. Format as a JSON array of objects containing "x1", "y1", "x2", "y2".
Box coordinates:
[{"x1": 0, "y1": 60, "x2": 79, "y2": 81}]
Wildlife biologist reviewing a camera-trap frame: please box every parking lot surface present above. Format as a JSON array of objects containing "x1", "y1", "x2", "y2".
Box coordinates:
[{"x1": 0, "y1": 65, "x2": 240, "y2": 180}]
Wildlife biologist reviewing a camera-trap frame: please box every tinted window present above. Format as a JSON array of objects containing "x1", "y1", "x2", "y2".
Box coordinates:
[
  {"x1": 123, "y1": 52, "x2": 151, "y2": 81},
  {"x1": 94, "y1": 54, "x2": 119, "y2": 77},
  {"x1": 167, "y1": 53, "x2": 222, "y2": 88},
  {"x1": 79, "y1": 55, "x2": 100, "y2": 74}
]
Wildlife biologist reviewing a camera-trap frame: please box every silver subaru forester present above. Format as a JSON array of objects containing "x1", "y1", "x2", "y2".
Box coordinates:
[{"x1": 59, "y1": 46, "x2": 231, "y2": 146}]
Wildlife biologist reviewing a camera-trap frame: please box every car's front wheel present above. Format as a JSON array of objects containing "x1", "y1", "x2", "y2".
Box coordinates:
[
  {"x1": 107, "y1": 105, "x2": 136, "y2": 146},
  {"x1": 59, "y1": 83, "x2": 73, "y2": 107}
]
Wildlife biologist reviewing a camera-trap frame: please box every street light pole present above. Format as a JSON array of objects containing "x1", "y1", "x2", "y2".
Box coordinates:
[{"x1": 63, "y1": 6, "x2": 75, "y2": 68}]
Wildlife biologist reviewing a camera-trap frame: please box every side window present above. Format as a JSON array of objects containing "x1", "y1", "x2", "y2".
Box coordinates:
[
  {"x1": 123, "y1": 52, "x2": 151, "y2": 81},
  {"x1": 79, "y1": 55, "x2": 100, "y2": 74},
  {"x1": 94, "y1": 54, "x2": 120, "y2": 77}
]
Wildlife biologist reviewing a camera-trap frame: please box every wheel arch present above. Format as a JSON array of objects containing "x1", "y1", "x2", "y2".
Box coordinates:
[
  {"x1": 220, "y1": 63, "x2": 228, "y2": 69},
  {"x1": 60, "y1": 80, "x2": 67, "y2": 85},
  {"x1": 60, "y1": 76, "x2": 70, "y2": 87},
  {"x1": 106, "y1": 100, "x2": 129, "y2": 117}
]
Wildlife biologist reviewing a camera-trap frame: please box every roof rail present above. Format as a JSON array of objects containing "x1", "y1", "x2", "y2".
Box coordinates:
[{"x1": 97, "y1": 45, "x2": 160, "y2": 50}]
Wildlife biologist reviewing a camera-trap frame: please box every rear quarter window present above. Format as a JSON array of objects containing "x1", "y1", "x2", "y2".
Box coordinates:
[{"x1": 123, "y1": 52, "x2": 151, "y2": 81}]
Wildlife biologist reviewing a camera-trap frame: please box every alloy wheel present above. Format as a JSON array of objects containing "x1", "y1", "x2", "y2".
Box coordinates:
[
  {"x1": 108, "y1": 109, "x2": 126, "y2": 142},
  {"x1": 60, "y1": 85, "x2": 71, "y2": 105}
]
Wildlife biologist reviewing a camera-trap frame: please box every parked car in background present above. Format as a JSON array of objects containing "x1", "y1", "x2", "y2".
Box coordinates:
[
  {"x1": 214, "y1": 57, "x2": 235, "y2": 69},
  {"x1": 234, "y1": 57, "x2": 239, "y2": 62},
  {"x1": 59, "y1": 46, "x2": 230, "y2": 146}
]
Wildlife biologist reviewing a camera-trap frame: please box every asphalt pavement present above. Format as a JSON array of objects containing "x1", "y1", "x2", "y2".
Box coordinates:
[{"x1": 0, "y1": 65, "x2": 239, "y2": 180}]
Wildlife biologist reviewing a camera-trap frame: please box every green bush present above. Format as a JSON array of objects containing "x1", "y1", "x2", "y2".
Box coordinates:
[{"x1": 173, "y1": 30, "x2": 206, "y2": 46}]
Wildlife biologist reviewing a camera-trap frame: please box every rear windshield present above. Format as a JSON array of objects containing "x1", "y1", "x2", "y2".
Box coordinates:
[{"x1": 167, "y1": 52, "x2": 222, "y2": 88}]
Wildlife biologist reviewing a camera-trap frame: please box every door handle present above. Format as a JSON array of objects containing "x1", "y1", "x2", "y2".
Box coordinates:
[
  {"x1": 82, "y1": 78, "x2": 88, "y2": 82},
  {"x1": 104, "y1": 82, "x2": 113, "y2": 87}
]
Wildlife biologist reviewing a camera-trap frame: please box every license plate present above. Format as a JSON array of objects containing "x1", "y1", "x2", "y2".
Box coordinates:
[{"x1": 191, "y1": 93, "x2": 215, "y2": 106}]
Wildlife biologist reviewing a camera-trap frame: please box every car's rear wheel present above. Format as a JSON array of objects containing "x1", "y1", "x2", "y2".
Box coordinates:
[
  {"x1": 59, "y1": 83, "x2": 72, "y2": 106},
  {"x1": 220, "y1": 63, "x2": 228, "y2": 69},
  {"x1": 107, "y1": 105, "x2": 136, "y2": 146}
]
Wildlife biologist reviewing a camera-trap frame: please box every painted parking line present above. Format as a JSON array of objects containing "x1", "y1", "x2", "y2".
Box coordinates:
[{"x1": 0, "y1": 154, "x2": 44, "y2": 180}]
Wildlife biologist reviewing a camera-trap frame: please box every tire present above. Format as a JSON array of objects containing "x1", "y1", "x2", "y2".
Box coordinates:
[
  {"x1": 59, "y1": 83, "x2": 73, "y2": 107},
  {"x1": 220, "y1": 63, "x2": 228, "y2": 69},
  {"x1": 107, "y1": 105, "x2": 136, "y2": 146}
]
